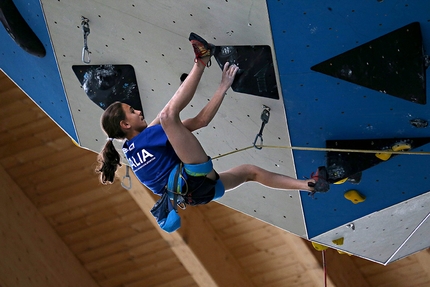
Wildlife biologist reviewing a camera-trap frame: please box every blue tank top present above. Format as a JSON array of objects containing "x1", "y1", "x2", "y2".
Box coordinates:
[{"x1": 122, "y1": 124, "x2": 180, "y2": 195}]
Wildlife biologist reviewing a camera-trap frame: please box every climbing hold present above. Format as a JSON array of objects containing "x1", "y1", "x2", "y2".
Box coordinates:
[
  {"x1": 410, "y1": 118, "x2": 428, "y2": 128},
  {"x1": 375, "y1": 142, "x2": 411, "y2": 161},
  {"x1": 311, "y1": 22, "x2": 427, "y2": 105},
  {"x1": 0, "y1": 0, "x2": 46, "y2": 57},
  {"x1": 311, "y1": 242, "x2": 328, "y2": 251},
  {"x1": 344, "y1": 189, "x2": 366, "y2": 204},
  {"x1": 71, "y1": 138, "x2": 80, "y2": 147},
  {"x1": 332, "y1": 237, "x2": 344, "y2": 246},
  {"x1": 391, "y1": 142, "x2": 411, "y2": 152},
  {"x1": 334, "y1": 178, "x2": 348, "y2": 184},
  {"x1": 375, "y1": 151, "x2": 392, "y2": 161},
  {"x1": 337, "y1": 250, "x2": 352, "y2": 256}
]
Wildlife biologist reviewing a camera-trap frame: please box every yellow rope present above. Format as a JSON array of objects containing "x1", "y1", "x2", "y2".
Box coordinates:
[{"x1": 212, "y1": 144, "x2": 430, "y2": 160}]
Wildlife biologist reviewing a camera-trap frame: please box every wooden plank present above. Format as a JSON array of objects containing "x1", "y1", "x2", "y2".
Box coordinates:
[
  {"x1": 263, "y1": 276, "x2": 315, "y2": 287},
  {"x1": 0, "y1": 86, "x2": 23, "y2": 102},
  {"x1": 63, "y1": 209, "x2": 146, "y2": 245},
  {"x1": 366, "y1": 261, "x2": 428, "y2": 287},
  {"x1": 96, "y1": 247, "x2": 173, "y2": 280},
  {"x1": 0, "y1": 164, "x2": 99, "y2": 287},
  {"x1": 156, "y1": 276, "x2": 198, "y2": 287},
  {"x1": 0, "y1": 74, "x2": 17, "y2": 92},
  {"x1": 0, "y1": 95, "x2": 38, "y2": 118},
  {"x1": 358, "y1": 255, "x2": 415, "y2": 275},
  {"x1": 17, "y1": 153, "x2": 95, "y2": 190},
  {"x1": 39, "y1": 185, "x2": 123, "y2": 217},
  {"x1": 32, "y1": 176, "x2": 113, "y2": 208},
  {"x1": 77, "y1": 230, "x2": 159, "y2": 263},
  {"x1": 224, "y1": 225, "x2": 280, "y2": 249},
  {"x1": 198, "y1": 201, "x2": 238, "y2": 219},
  {"x1": 239, "y1": 244, "x2": 293, "y2": 269},
  {"x1": 252, "y1": 261, "x2": 306, "y2": 286},
  {"x1": 0, "y1": 106, "x2": 46, "y2": 133},
  {"x1": 126, "y1": 267, "x2": 195, "y2": 287},
  {"x1": 55, "y1": 199, "x2": 140, "y2": 235},
  {"x1": 69, "y1": 221, "x2": 150, "y2": 254},
  {"x1": 413, "y1": 248, "x2": 430, "y2": 284},
  {"x1": 84, "y1": 238, "x2": 168, "y2": 272},
  {"x1": 5, "y1": 145, "x2": 84, "y2": 177},
  {"x1": 27, "y1": 177, "x2": 103, "y2": 206},
  {"x1": 49, "y1": 191, "x2": 133, "y2": 226},
  {"x1": 23, "y1": 168, "x2": 101, "y2": 200},
  {"x1": 99, "y1": 258, "x2": 186, "y2": 287},
  {"x1": 208, "y1": 206, "x2": 255, "y2": 231},
  {"x1": 0, "y1": 133, "x2": 54, "y2": 159},
  {"x1": 231, "y1": 231, "x2": 287, "y2": 258},
  {"x1": 0, "y1": 136, "x2": 74, "y2": 170}
]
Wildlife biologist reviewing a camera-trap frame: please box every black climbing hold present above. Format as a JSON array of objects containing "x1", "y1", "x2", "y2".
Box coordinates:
[
  {"x1": 410, "y1": 118, "x2": 428, "y2": 128},
  {"x1": 180, "y1": 73, "x2": 188, "y2": 83},
  {"x1": 311, "y1": 22, "x2": 427, "y2": 105},
  {"x1": 0, "y1": 0, "x2": 46, "y2": 57},
  {"x1": 326, "y1": 137, "x2": 430, "y2": 183},
  {"x1": 214, "y1": 45, "x2": 279, "y2": 99},
  {"x1": 72, "y1": 64, "x2": 143, "y2": 111}
]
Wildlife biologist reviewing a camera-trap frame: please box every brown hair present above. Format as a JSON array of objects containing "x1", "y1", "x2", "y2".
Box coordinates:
[{"x1": 96, "y1": 102, "x2": 126, "y2": 184}]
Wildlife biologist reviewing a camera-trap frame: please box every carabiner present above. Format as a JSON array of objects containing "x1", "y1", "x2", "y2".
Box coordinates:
[
  {"x1": 121, "y1": 165, "x2": 132, "y2": 190},
  {"x1": 81, "y1": 16, "x2": 91, "y2": 64},
  {"x1": 253, "y1": 105, "x2": 270, "y2": 149},
  {"x1": 253, "y1": 133, "x2": 263, "y2": 150},
  {"x1": 82, "y1": 46, "x2": 91, "y2": 64}
]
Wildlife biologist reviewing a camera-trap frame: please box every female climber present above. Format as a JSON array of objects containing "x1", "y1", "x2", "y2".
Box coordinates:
[{"x1": 97, "y1": 32, "x2": 329, "y2": 206}]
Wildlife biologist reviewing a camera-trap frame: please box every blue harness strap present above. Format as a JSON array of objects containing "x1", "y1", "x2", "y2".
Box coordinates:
[
  {"x1": 167, "y1": 163, "x2": 187, "y2": 194},
  {"x1": 167, "y1": 157, "x2": 225, "y2": 201},
  {"x1": 213, "y1": 179, "x2": 225, "y2": 200},
  {"x1": 183, "y1": 158, "x2": 213, "y2": 176}
]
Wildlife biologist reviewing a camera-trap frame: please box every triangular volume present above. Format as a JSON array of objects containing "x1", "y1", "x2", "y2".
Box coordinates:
[
  {"x1": 311, "y1": 22, "x2": 427, "y2": 105},
  {"x1": 326, "y1": 137, "x2": 430, "y2": 183},
  {"x1": 214, "y1": 45, "x2": 279, "y2": 99},
  {"x1": 72, "y1": 64, "x2": 143, "y2": 111}
]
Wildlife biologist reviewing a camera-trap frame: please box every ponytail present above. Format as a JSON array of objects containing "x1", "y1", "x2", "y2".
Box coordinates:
[
  {"x1": 96, "y1": 101, "x2": 126, "y2": 184},
  {"x1": 97, "y1": 140, "x2": 122, "y2": 184}
]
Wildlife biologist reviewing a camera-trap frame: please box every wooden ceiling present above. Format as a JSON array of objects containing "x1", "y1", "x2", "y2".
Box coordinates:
[{"x1": 1, "y1": 70, "x2": 430, "y2": 287}]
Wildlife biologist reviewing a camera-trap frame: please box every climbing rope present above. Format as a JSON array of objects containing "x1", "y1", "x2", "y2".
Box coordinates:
[
  {"x1": 322, "y1": 250, "x2": 327, "y2": 287},
  {"x1": 212, "y1": 144, "x2": 430, "y2": 160}
]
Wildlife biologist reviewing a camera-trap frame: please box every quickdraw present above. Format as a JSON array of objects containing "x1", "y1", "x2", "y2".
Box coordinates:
[{"x1": 81, "y1": 16, "x2": 91, "y2": 64}]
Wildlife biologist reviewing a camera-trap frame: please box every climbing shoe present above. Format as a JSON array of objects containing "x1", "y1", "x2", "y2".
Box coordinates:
[
  {"x1": 308, "y1": 166, "x2": 330, "y2": 193},
  {"x1": 189, "y1": 32, "x2": 215, "y2": 67}
]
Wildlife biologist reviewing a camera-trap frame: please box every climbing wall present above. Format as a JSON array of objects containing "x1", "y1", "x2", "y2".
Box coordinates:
[
  {"x1": 0, "y1": 0, "x2": 429, "y2": 265},
  {"x1": 266, "y1": 0, "x2": 430, "y2": 264}
]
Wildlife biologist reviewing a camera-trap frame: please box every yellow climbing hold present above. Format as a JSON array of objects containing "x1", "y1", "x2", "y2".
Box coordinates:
[
  {"x1": 375, "y1": 142, "x2": 412, "y2": 161},
  {"x1": 311, "y1": 242, "x2": 328, "y2": 251},
  {"x1": 375, "y1": 152, "x2": 392, "y2": 161},
  {"x1": 337, "y1": 250, "x2": 352, "y2": 256},
  {"x1": 344, "y1": 189, "x2": 366, "y2": 204},
  {"x1": 334, "y1": 177, "x2": 348, "y2": 184},
  {"x1": 392, "y1": 142, "x2": 411, "y2": 152},
  {"x1": 71, "y1": 138, "x2": 80, "y2": 147},
  {"x1": 332, "y1": 237, "x2": 344, "y2": 246}
]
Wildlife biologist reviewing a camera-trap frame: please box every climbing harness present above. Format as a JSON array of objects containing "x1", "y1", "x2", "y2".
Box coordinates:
[
  {"x1": 81, "y1": 16, "x2": 91, "y2": 64},
  {"x1": 167, "y1": 162, "x2": 188, "y2": 210},
  {"x1": 253, "y1": 105, "x2": 270, "y2": 149}
]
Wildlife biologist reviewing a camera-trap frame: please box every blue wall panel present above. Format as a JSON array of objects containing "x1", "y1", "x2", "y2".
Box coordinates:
[
  {"x1": 0, "y1": 0, "x2": 77, "y2": 142},
  {"x1": 267, "y1": 0, "x2": 430, "y2": 238}
]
